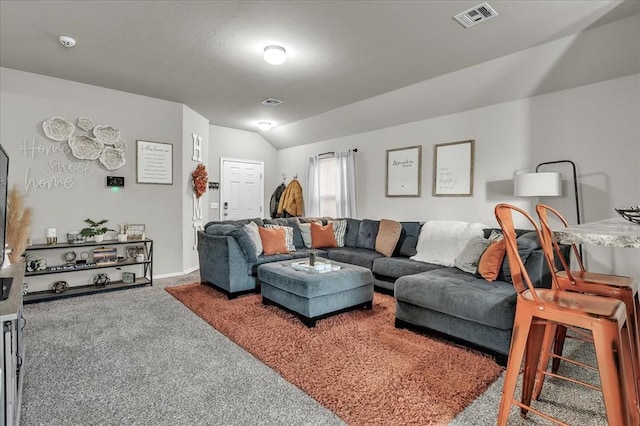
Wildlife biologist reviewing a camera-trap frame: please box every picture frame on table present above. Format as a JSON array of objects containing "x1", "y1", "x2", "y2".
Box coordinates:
[
  {"x1": 122, "y1": 272, "x2": 136, "y2": 284},
  {"x1": 93, "y1": 248, "x2": 118, "y2": 265},
  {"x1": 126, "y1": 245, "x2": 145, "y2": 261},
  {"x1": 127, "y1": 224, "x2": 145, "y2": 241}
]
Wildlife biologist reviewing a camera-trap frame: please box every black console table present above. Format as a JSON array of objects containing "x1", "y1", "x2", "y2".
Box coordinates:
[{"x1": 23, "y1": 238, "x2": 153, "y2": 303}]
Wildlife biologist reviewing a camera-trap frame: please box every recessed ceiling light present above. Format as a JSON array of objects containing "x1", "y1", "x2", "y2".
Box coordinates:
[
  {"x1": 263, "y1": 45, "x2": 286, "y2": 65},
  {"x1": 258, "y1": 121, "x2": 272, "y2": 131},
  {"x1": 59, "y1": 36, "x2": 76, "y2": 48}
]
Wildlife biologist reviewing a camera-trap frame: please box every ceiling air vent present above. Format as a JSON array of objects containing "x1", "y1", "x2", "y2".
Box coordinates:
[
  {"x1": 454, "y1": 2, "x2": 498, "y2": 28},
  {"x1": 261, "y1": 98, "x2": 283, "y2": 107}
]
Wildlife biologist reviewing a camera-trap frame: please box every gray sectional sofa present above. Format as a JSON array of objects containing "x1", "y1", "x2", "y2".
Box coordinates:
[{"x1": 197, "y1": 216, "x2": 558, "y2": 364}]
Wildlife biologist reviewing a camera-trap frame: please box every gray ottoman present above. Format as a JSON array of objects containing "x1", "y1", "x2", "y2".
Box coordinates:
[{"x1": 257, "y1": 259, "x2": 374, "y2": 327}]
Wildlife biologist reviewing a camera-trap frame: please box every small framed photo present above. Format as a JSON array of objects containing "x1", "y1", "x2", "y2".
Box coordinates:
[
  {"x1": 93, "y1": 248, "x2": 118, "y2": 265},
  {"x1": 127, "y1": 224, "x2": 145, "y2": 240},
  {"x1": 126, "y1": 245, "x2": 145, "y2": 261},
  {"x1": 122, "y1": 272, "x2": 136, "y2": 284}
]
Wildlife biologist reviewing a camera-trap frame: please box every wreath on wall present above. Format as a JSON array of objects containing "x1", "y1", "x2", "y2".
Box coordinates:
[{"x1": 192, "y1": 163, "x2": 208, "y2": 198}]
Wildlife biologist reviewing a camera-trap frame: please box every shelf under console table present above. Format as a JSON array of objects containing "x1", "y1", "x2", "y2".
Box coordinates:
[{"x1": 22, "y1": 238, "x2": 153, "y2": 304}]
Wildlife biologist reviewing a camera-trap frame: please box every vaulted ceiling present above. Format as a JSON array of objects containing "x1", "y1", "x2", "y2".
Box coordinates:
[{"x1": 1, "y1": 1, "x2": 639, "y2": 149}]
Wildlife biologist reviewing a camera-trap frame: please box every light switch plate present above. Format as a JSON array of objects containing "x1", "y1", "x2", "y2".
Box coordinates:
[{"x1": 210, "y1": 202, "x2": 219, "y2": 209}]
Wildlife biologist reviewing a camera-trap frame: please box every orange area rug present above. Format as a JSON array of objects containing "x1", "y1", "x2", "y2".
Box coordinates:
[{"x1": 166, "y1": 283, "x2": 502, "y2": 425}]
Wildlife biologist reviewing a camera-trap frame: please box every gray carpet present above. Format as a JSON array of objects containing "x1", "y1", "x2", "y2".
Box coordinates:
[{"x1": 21, "y1": 272, "x2": 608, "y2": 425}]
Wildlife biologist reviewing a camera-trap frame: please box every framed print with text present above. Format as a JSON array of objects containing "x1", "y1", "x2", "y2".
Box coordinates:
[
  {"x1": 386, "y1": 145, "x2": 422, "y2": 197},
  {"x1": 433, "y1": 140, "x2": 474, "y2": 196},
  {"x1": 136, "y1": 140, "x2": 173, "y2": 184}
]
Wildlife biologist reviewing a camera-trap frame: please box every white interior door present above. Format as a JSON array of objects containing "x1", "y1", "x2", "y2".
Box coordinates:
[{"x1": 220, "y1": 158, "x2": 264, "y2": 220}]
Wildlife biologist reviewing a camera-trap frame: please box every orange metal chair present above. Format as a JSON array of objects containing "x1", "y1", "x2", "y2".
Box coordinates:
[
  {"x1": 535, "y1": 203, "x2": 640, "y2": 406},
  {"x1": 495, "y1": 203, "x2": 637, "y2": 425}
]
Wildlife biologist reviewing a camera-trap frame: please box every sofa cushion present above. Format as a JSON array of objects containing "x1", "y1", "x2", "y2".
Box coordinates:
[
  {"x1": 204, "y1": 224, "x2": 258, "y2": 263},
  {"x1": 501, "y1": 231, "x2": 541, "y2": 283},
  {"x1": 411, "y1": 220, "x2": 486, "y2": 267},
  {"x1": 478, "y1": 239, "x2": 505, "y2": 282},
  {"x1": 454, "y1": 236, "x2": 490, "y2": 274},
  {"x1": 205, "y1": 218, "x2": 264, "y2": 228},
  {"x1": 325, "y1": 247, "x2": 384, "y2": 270},
  {"x1": 328, "y1": 219, "x2": 348, "y2": 247},
  {"x1": 343, "y1": 218, "x2": 361, "y2": 247},
  {"x1": 355, "y1": 219, "x2": 380, "y2": 250},
  {"x1": 264, "y1": 217, "x2": 304, "y2": 248},
  {"x1": 311, "y1": 222, "x2": 338, "y2": 248},
  {"x1": 394, "y1": 268, "x2": 517, "y2": 330},
  {"x1": 264, "y1": 224, "x2": 296, "y2": 252},
  {"x1": 259, "y1": 227, "x2": 290, "y2": 255},
  {"x1": 375, "y1": 219, "x2": 402, "y2": 257},
  {"x1": 394, "y1": 221, "x2": 421, "y2": 257},
  {"x1": 243, "y1": 221, "x2": 263, "y2": 257},
  {"x1": 372, "y1": 257, "x2": 443, "y2": 279}
]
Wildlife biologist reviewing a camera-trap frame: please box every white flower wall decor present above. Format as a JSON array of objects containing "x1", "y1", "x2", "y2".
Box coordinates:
[{"x1": 41, "y1": 116, "x2": 127, "y2": 170}]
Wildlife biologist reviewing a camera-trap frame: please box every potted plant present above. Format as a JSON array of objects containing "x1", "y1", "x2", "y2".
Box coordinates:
[{"x1": 80, "y1": 219, "x2": 113, "y2": 242}]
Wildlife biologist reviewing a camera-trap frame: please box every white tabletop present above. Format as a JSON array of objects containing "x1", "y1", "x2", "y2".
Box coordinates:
[{"x1": 553, "y1": 217, "x2": 640, "y2": 249}]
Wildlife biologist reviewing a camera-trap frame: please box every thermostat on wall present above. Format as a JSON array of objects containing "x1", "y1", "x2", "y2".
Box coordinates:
[{"x1": 106, "y1": 176, "x2": 125, "y2": 187}]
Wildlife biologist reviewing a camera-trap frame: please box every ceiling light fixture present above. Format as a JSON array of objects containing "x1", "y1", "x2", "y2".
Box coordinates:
[
  {"x1": 263, "y1": 45, "x2": 286, "y2": 65},
  {"x1": 59, "y1": 36, "x2": 76, "y2": 48},
  {"x1": 258, "y1": 121, "x2": 272, "y2": 131}
]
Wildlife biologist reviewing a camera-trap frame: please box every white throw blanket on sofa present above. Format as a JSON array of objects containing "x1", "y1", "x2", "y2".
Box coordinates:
[{"x1": 410, "y1": 220, "x2": 488, "y2": 267}]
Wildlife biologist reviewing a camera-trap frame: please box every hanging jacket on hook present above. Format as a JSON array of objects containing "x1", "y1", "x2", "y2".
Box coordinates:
[
  {"x1": 269, "y1": 183, "x2": 286, "y2": 218},
  {"x1": 277, "y1": 179, "x2": 304, "y2": 217}
]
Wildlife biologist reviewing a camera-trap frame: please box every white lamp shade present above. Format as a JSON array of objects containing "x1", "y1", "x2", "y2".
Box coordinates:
[
  {"x1": 514, "y1": 172, "x2": 562, "y2": 197},
  {"x1": 264, "y1": 45, "x2": 286, "y2": 65}
]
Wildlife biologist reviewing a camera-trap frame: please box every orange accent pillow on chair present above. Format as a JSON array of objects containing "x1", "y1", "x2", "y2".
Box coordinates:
[
  {"x1": 258, "y1": 227, "x2": 289, "y2": 255},
  {"x1": 311, "y1": 222, "x2": 338, "y2": 248},
  {"x1": 478, "y1": 239, "x2": 506, "y2": 282}
]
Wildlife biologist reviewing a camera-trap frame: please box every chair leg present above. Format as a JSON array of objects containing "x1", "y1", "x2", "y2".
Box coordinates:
[
  {"x1": 498, "y1": 311, "x2": 534, "y2": 425},
  {"x1": 591, "y1": 323, "x2": 629, "y2": 425},
  {"x1": 533, "y1": 322, "x2": 557, "y2": 400},
  {"x1": 551, "y1": 325, "x2": 567, "y2": 373},
  {"x1": 521, "y1": 320, "x2": 547, "y2": 417},
  {"x1": 620, "y1": 321, "x2": 640, "y2": 425}
]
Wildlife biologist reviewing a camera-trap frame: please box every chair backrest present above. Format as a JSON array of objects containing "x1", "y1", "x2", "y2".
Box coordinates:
[
  {"x1": 494, "y1": 204, "x2": 559, "y2": 308},
  {"x1": 535, "y1": 204, "x2": 585, "y2": 284}
]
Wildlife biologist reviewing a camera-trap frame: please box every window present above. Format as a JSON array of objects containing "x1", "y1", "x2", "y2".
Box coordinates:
[{"x1": 318, "y1": 157, "x2": 336, "y2": 217}]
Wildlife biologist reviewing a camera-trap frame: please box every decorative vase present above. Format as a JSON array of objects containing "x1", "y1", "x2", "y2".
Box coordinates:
[{"x1": 94, "y1": 234, "x2": 104, "y2": 243}]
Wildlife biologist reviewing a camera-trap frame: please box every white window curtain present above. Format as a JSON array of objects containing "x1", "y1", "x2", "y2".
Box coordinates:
[
  {"x1": 306, "y1": 155, "x2": 320, "y2": 217},
  {"x1": 335, "y1": 150, "x2": 357, "y2": 218}
]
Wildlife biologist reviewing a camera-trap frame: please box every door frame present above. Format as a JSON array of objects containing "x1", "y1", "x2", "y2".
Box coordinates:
[{"x1": 219, "y1": 157, "x2": 264, "y2": 221}]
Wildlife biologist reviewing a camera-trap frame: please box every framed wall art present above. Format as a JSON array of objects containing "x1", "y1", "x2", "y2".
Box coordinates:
[
  {"x1": 386, "y1": 145, "x2": 422, "y2": 197},
  {"x1": 433, "y1": 140, "x2": 475, "y2": 197},
  {"x1": 136, "y1": 140, "x2": 173, "y2": 184}
]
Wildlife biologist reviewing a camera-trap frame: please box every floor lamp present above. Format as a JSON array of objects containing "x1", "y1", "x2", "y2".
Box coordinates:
[{"x1": 514, "y1": 159, "x2": 582, "y2": 258}]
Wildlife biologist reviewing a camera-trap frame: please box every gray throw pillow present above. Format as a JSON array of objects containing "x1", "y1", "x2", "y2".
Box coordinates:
[{"x1": 454, "y1": 236, "x2": 491, "y2": 274}]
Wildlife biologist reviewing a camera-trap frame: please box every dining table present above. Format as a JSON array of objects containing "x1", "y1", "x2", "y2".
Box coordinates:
[{"x1": 553, "y1": 217, "x2": 640, "y2": 249}]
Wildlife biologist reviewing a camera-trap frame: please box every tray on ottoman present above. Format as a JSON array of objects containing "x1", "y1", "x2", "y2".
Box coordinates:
[{"x1": 257, "y1": 259, "x2": 374, "y2": 327}]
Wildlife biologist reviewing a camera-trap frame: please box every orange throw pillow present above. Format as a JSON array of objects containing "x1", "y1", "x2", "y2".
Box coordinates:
[
  {"x1": 258, "y1": 227, "x2": 289, "y2": 255},
  {"x1": 375, "y1": 219, "x2": 402, "y2": 257},
  {"x1": 478, "y1": 239, "x2": 505, "y2": 282},
  {"x1": 311, "y1": 222, "x2": 338, "y2": 248}
]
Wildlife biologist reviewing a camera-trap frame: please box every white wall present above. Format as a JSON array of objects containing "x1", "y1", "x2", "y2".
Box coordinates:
[
  {"x1": 181, "y1": 105, "x2": 210, "y2": 273},
  {"x1": 208, "y1": 125, "x2": 278, "y2": 220},
  {"x1": 278, "y1": 74, "x2": 640, "y2": 277},
  {"x1": 0, "y1": 67, "x2": 194, "y2": 290}
]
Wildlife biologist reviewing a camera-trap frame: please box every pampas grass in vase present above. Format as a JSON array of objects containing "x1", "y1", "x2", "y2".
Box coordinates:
[{"x1": 6, "y1": 184, "x2": 32, "y2": 264}]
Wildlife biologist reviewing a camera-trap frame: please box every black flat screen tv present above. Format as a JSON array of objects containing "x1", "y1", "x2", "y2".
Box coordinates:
[
  {"x1": 0, "y1": 144, "x2": 9, "y2": 268},
  {"x1": 0, "y1": 144, "x2": 12, "y2": 300}
]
